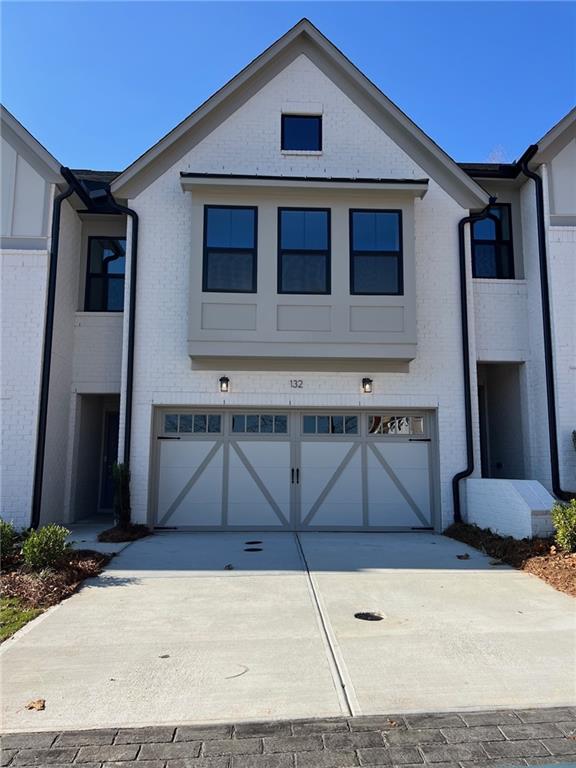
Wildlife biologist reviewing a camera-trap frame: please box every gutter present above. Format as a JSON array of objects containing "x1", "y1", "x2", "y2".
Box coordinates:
[
  {"x1": 452, "y1": 201, "x2": 499, "y2": 523},
  {"x1": 30, "y1": 167, "x2": 92, "y2": 529}
]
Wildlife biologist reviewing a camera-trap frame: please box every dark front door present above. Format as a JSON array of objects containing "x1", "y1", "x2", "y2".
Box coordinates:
[{"x1": 100, "y1": 411, "x2": 119, "y2": 510}]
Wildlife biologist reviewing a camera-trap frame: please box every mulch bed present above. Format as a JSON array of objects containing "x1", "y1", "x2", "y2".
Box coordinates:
[
  {"x1": 445, "y1": 522, "x2": 576, "y2": 597},
  {"x1": 0, "y1": 549, "x2": 111, "y2": 610},
  {"x1": 98, "y1": 523, "x2": 150, "y2": 543}
]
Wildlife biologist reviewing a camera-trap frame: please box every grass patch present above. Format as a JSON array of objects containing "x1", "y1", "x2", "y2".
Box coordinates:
[{"x1": 0, "y1": 597, "x2": 42, "y2": 641}]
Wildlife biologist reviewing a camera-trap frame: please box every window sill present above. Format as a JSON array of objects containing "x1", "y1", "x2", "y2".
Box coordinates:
[{"x1": 281, "y1": 150, "x2": 323, "y2": 156}]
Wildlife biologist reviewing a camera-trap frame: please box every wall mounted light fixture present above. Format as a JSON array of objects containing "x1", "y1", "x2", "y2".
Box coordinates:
[
  {"x1": 362, "y1": 377, "x2": 373, "y2": 394},
  {"x1": 219, "y1": 376, "x2": 230, "y2": 393}
]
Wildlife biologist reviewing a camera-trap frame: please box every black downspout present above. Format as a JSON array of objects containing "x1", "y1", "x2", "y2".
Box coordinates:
[
  {"x1": 451, "y1": 201, "x2": 499, "y2": 523},
  {"x1": 101, "y1": 193, "x2": 139, "y2": 471},
  {"x1": 519, "y1": 146, "x2": 575, "y2": 501},
  {"x1": 30, "y1": 167, "x2": 91, "y2": 529}
]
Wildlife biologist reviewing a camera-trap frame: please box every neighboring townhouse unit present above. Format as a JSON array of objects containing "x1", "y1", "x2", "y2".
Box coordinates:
[{"x1": 1, "y1": 20, "x2": 574, "y2": 537}]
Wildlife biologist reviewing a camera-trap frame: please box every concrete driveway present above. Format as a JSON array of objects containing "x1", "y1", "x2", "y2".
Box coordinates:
[{"x1": 1, "y1": 532, "x2": 574, "y2": 732}]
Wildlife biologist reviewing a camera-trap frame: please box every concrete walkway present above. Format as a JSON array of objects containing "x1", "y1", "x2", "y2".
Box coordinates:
[{"x1": 1, "y1": 532, "x2": 574, "y2": 733}]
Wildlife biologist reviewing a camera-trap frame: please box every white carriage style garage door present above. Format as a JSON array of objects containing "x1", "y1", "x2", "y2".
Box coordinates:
[{"x1": 153, "y1": 410, "x2": 435, "y2": 531}]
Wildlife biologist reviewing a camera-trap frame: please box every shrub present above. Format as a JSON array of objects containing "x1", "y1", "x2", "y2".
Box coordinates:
[
  {"x1": 1, "y1": 519, "x2": 17, "y2": 562},
  {"x1": 552, "y1": 499, "x2": 576, "y2": 553},
  {"x1": 113, "y1": 463, "x2": 131, "y2": 529},
  {"x1": 22, "y1": 524, "x2": 71, "y2": 571}
]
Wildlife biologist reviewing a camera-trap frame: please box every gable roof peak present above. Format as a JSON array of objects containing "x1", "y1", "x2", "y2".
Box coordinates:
[{"x1": 110, "y1": 19, "x2": 488, "y2": 209}]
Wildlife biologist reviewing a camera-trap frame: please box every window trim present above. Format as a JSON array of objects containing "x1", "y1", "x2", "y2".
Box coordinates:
[
  {"x1": 202, "y1": 204, "x2": 258, "y2": 294},
  {"x1": 277, "y1": 207, "x2": 331, "y2": 295},
  {"x1": 84, "y1": 235, "x2": 126, "y2": 312},
  {"x1": 471, "y1": 202, "x2": 515, "y2": 280},
  {"x1": 349, "y1": 209, "x2": 404, "y2": 296},
  {"x1": 281, "y1": 114, "x2": 322, "y2": 152}
]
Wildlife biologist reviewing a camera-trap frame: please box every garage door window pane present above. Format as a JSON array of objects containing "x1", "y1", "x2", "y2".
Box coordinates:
[
  {"x1": 179, "y1": 415, "x2": 193, "y2": 433},
  {"x1": 260, "y1": 415, "x2": 274, "y2": 433},
  {"x1": 317, "y1": 416, "x2": 330, "y2": 434},
  {"x1": 331, "y1": 416, "x2": 344, "y2": 434},
  {"x1": 246, "y1": 415, "x2": 259, "y2": 433},
  {"x1": 345, "y1": 416, "x2": 358, "y2": 434},
  {"x1": 208, "y1": 415, "x2": 221, "y2": 433},
  {"x1": 303, "y1": 415, "x2": 316, "y2": 434},
  {"x1": 193, "y1": 415, "x2": 207, "y2": 433},
  {"x1": 369, "y1": 414, "x2": 425, "y2": 435},
  {"x1": 274, "y1": 415, "x2": 288, "y2": 433},
  {"x1": 412, "y1": 417, "x2": 424, "y2": 434},
  {"x1": 304, "y1": 414, "x2": 359, "y2": 435},
  {"x1": 232, "y1": 415, "x2": 245, "y2": 433},
  {"x1": 165, "y1": 414, "x2": 179, "y2": 433}
]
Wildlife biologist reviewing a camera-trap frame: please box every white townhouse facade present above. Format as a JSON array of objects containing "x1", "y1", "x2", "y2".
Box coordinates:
[{"x1": 1, "y1": 20, "x2": 574, "y2": 538}]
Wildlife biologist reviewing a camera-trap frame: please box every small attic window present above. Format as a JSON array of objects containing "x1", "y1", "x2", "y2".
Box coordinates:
[{"x1": 281, "y1": 114, "x2": 322, "y2": 151}]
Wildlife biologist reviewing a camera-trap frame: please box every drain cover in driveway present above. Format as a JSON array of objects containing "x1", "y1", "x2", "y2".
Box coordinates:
[
  {"x1": 245, "y1": 540, "x2": 262, "y2": 545},
  {"x1": 244, "y1": 547, "x2": 263, "y2": 552},
  {"x1": 355, "y1": 611, "x2": 385, "y2": 621}
]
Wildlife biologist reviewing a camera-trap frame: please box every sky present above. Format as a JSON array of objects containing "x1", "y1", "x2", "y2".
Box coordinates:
[{"x1": 1, "y1": 2, "x2": 574, "y2": 171}]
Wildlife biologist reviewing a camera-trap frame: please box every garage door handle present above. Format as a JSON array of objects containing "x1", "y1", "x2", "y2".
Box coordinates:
[
  {"x1": 409, "y1": 438, "x2": 431, "y2": 442},
  {"x1": 291, "y1": 468, "x2": 294, "y2": 484},
  {"x1": 158, "y1": 436, "x2": 181, "y2": 440},
  {"x1": 296, "y1": 468, "x2": 300, "y2": 484}
]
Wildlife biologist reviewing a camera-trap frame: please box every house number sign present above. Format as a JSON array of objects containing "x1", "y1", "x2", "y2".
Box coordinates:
[{"x1": 290, "y1": 379, "x2": 303, "y2": 389}]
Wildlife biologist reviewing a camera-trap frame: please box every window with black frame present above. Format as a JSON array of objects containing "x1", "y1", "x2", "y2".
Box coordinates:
[
  {"x1": 203, "y1": 206, "x2": 257, "y2": 292},
  {"x1": 85, "y1": 237, "x2": 126, "y2": 311},
  {"x1": 278, "y1": 208, "x2": 330, "y2": 294},
  {"x1": 350, "y1": 210, "x2": 403, "y2": 295},
  {"x1": 471, "y1": 204, "x2": 514, "y2": 279},
  {"x1": 281, "y1": 114, "x2": 322, "y2": 151}
]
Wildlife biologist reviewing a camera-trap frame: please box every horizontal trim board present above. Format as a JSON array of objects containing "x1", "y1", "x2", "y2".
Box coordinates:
[
  {"x1": 1, "y1": 236, "x2": 49, "y2": 250},
  {"x1": 182, "y1": 173, "x2": 428, "y2": 196},
  {"x1": 190, "y1": 357, "x2": 411, "y2": 372},
  {"x1": 182, "y1": 172, "x2": 429, "y2": 184}
]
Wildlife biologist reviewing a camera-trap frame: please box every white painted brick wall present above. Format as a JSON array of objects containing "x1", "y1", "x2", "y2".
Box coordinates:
[
  {"x1": 41, "y1": 200, "x2": 81, "y2": 523},
  {"x1": 0, "y1": 249, "x2": 47, "y2": 527},
  {"x1": 121, "y1": 54, "x2": 474, "y2": 529},
  {"x1": 520, "y1": 176, "x2": 552, "y2": 488},
  {"x1": 464, "y1": 477, "x2": 555, "y2": 539},
  {"x1": 73, "y1": 313, "x2": 123, "y2": 391},
  {"x1": 546, "y1": 215, "x2": 576, "y2": 491},
  {"x1": 473, "y1": 279, "x2": 529, "y2": 362}
]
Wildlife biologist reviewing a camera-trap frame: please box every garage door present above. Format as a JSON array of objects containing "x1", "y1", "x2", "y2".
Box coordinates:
[{"x1": 153, "y1": 410, "x2": 434, "y2": 530}]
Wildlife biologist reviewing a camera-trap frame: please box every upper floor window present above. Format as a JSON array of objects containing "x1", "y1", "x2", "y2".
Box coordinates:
[
  {"x1": 85, "y1": 237, "x2": 126, "y2": 311},
  {"x1": 281, "y1": 115, "x2": 322, "y2": 151},
  {"x1": 278, "y1": 208, "x2": 330, "y2": 294},
  {"x1": 203, "y1": 206, "x2": 257, "y2": 293},
  {"x1": 471, "y1": 204, "x2": 514, "y2": 279},
  {"x1": 350, "y1": 210, "x2": 403, "y2": 295}
]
